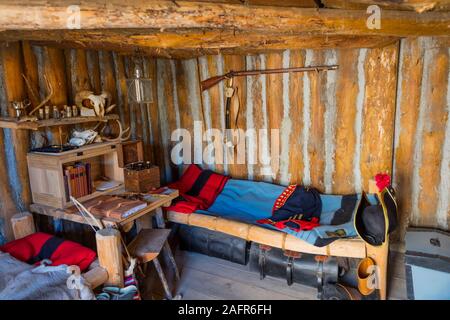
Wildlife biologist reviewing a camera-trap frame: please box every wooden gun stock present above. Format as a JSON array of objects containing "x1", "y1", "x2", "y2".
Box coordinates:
[{"x1": 201, "y1": 75, "x2": 228, "y2": 91}]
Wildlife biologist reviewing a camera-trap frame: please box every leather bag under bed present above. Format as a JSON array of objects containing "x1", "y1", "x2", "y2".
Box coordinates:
[
  {"x1": 176, "y1": 223, "x2": 250, "y2": 265},
  {"x1": 175, "y1": 223, "x2": 339, "y2": 289}
]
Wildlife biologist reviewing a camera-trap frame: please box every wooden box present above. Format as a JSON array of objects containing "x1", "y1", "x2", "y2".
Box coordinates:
[
  {"x1": 124, "y1": 165, "x2": 160, "y2": 193},
  {"x1": 118, "y1": 140, "x2": 144, "y2": 168},
  {"x1": 119, "y1": 140, "x2": 161, "y2": 193},
  {"x1": 27, "y1": 142, "x2": 124, "y2": 209}
]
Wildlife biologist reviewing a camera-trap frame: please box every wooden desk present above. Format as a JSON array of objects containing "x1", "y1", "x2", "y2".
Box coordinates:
[
  {"x1": 30, "y1": 188, "x2": 179, "y2": 228},
  {"x1": 30, "y1": 188, "x2": 179, "y2": 287}
]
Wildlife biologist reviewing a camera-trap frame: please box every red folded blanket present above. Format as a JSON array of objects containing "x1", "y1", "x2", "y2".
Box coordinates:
[
  {"x1": 166, "y1": 164, "x2": 230, "y2": 213},
  {"x1": 0, "y1": 232, "x2": 96, "y2": 272}
]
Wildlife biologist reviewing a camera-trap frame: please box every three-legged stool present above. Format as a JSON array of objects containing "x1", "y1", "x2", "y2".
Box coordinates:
[{"x1": 128, "y1": 228, "x2": 181, "y2": 300}]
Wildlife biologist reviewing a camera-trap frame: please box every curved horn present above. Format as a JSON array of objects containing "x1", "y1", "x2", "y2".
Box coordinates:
[
  {"x1": 28, "y1": 75, "x2": 54, "y2": 115},
  {"x1": 99, "y1": 119, "x2": 131, "y2": 142}
]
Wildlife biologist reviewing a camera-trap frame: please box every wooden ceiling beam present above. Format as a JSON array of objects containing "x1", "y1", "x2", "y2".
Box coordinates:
[
  {"x1": 322, "y1": 1, "x2": 450, "y2": 13},
  {"x1": 0, "y1": 1, "x2": 448, "y2": 36},
  {"x1": 0, "y1": 29, "x2": 400, "y2": 58}
]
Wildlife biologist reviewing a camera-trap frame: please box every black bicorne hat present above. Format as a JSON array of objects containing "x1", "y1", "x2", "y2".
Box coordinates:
[{"x1": 355, "y1": 186, "x2": 398, "y2": 246}]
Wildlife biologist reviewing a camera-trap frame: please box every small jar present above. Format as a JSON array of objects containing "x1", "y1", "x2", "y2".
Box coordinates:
[
  {"x1": 52, "y1": 106, "x2": 60, "y2": 119},
  {"x1": 72, "y1": 105, "x2": 78, "y2": 117},
  {"x1": 65, "y1": 105, "x2": 72, "y2": 118},
  {"x1": 44, "y1": 105, "x2": 50, "y2": 119},
  {"x1": 38, "y1": 108, "x2": 44, "y2": 120}
]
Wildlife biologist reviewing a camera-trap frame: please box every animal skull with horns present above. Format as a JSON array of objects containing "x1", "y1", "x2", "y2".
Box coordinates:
[{"x1": 75, "y1": 90, "x2": 116, "y2": 117}]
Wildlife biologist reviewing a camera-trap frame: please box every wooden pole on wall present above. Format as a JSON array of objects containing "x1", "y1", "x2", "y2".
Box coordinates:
[
  {"x1": 0, "y1": 41, "x2": 32, "y2": 242},
  {"x1": 95, "y1": 227, "x2": 124, "y2": 287}
]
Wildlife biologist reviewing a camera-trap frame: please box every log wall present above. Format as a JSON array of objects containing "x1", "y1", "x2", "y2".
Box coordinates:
[
  {"x1": 0, "y1": 42, "x2": 162, "y2": 245},
  {"x1": 0, "y1": 38, "x2": 448, "y2": 244},
  {"x1": 156, "y1": 46, "x2": 400, "y2": 193}
]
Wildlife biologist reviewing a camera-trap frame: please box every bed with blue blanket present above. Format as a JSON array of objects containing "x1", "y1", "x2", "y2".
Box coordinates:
[
  {"x1": 196, "y1": 179, "x2": 370, "y2": 247},
  {"x1": 166, "y1": 165, "x2": 391, "y2": 299},
  {"x1": 166, "y1": 165, "x2": 379, "y2": 248}
]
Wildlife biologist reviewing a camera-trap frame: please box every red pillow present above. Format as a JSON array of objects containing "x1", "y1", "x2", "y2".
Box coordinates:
[
  {"x1": 0, "y1": 232, "x2": 96, "y2": 272},
  {"x1": 169, "y1": 164, "x2": 203, "y2": 193}
]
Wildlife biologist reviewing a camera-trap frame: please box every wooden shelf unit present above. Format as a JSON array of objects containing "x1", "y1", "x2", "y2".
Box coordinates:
[
  {"x1": 0, "y1": 114, "x2": 119, "y2": 130},
  {"x1": 27, "y1": 142, "x2": 124, "y2": 209}
]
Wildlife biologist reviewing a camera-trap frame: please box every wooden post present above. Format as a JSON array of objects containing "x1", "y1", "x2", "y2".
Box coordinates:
[
  {"x1": 96, "y1": 228, "x2": 124, "y2": 287},
  {"x1": 11, "y1": 212, "x2": 35, "y2": 240},
  {"x1": 154, "y1": 207, "x2": 166, "y2": 228},
  {"x1": 366, "y1": 237, "x2": 389, "y2": 300}
]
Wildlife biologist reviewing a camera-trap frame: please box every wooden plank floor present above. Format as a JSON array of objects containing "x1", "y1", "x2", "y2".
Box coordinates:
[{"x1": 141, "y1": 249, "x2": 407, "y2": 300}]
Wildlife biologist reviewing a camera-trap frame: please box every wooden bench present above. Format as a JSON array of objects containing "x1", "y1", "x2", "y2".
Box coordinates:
[{"x1": 167, "y1": 210, "x2": 389, "y2": 300}]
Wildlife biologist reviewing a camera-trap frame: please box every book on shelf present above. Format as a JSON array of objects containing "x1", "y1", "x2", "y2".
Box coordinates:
[{"x1": 63, "y1": 162, "x2": 93, "y2": 201}]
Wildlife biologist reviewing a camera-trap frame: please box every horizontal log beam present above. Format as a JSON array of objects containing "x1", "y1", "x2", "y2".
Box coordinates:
[
  {"x1": 0, "y1": 29, "x2": 400, "y2": 58},
  {"x1": 0, "y1": 1, "x2": 448, "y2": 36},
  {"x1": 323, "y1": 0, "x2": 450, "y2": 13}
]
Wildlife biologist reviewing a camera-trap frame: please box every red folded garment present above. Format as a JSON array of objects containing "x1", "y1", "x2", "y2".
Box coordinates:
[
  {"x1": 257, "y1": 217, "x2": 320, "y2": 232},
  {"x1": 166, "y1": 164, "x2": 230, "y2": 213}
]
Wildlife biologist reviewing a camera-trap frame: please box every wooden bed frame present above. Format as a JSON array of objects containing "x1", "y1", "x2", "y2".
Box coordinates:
[{"x1": 167, "y1": 210, "x2": 389, "y2": 300}]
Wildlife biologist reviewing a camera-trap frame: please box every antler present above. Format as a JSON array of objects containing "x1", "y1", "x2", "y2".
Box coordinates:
[
  {"x1": 28, "y1": 75, "x2": 54, "y2": 115},
  {"x1": 21, "y1": 74, "x2": 40, "y2": 107},
  {"x1": 99, "y1": 119, "x2": 131, "y2": 142}
]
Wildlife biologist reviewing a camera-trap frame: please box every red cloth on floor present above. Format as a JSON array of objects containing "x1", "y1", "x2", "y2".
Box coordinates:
[
  {"x1": 166, "y1": 164, "x2": 230, "y2": 213},
  {"x1": 0, "y1": 232, "x2": 96, "y2": 272}
]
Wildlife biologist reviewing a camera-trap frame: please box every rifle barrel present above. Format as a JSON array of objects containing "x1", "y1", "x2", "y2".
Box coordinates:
[{"x1": 231, "y1": 65, "x2": 338, "y2": 78}]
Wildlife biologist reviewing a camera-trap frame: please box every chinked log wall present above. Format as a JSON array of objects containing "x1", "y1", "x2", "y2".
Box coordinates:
[
  {"x1": 0, "y1": 37, "x2": 448, "y2": 245},
  {"x1": 0, "y1": 41, "x2": 162, "y2": 245}
]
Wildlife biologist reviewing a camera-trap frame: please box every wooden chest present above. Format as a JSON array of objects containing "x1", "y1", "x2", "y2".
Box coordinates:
[
  {"x1": 124, "y1": 164, "x2": 160, "y2": 193},
  {"x1": 119, "y1": 140, "x2": 161, "y2": 193}
]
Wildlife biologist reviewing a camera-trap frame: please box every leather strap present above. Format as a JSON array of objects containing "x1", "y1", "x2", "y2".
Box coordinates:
[
  {"x1": 258, "y1": 245, "x2": 271, "y2": 280},
  {"x1": 316, "y1": 260, "x2": 324, "y2": 299},
  {"x1": 286, "y1": 256, "x2": 294, "y2": 286}
]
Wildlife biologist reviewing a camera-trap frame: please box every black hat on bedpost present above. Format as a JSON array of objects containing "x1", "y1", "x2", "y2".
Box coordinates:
[{"x1": 354, "y1": 174, "x2": 398, "y2": 246}]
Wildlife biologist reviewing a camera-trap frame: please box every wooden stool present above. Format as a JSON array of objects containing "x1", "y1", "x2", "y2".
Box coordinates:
[{"x1": 128, "y1": 228, "x2": 181, "y2": 300}]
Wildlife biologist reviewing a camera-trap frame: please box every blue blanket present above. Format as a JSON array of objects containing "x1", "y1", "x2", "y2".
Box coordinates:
[{"x1": 197, "y1": 179, "x2": 377, "y2": 247}]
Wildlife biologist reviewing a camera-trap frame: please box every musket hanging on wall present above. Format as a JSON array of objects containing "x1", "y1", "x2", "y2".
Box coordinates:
[
  {"x1": 200, "y1": 65, "x2": 338, "y2": 91},
  {"x1": 200, "y1": 65, "x2": 339, "y2": 140}
]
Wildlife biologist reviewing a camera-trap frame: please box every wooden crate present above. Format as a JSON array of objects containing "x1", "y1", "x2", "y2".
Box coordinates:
[
  {"x1": 27, "y1": 142, "x2": 124, "y2": 209},
  {"x1": 119, "y1": 140, "x2": 161, "y2": 192},
  {"x1": 124, "y1": 165, "x2": 160, "y2": 193},
  {"x1": 117, "y1": 140, "x2": 144, "y2": 168}
]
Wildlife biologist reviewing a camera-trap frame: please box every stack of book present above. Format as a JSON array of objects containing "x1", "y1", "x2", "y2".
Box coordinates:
[{"x1": 64, "y1": 162, "x2": 92, "y2": 200}]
